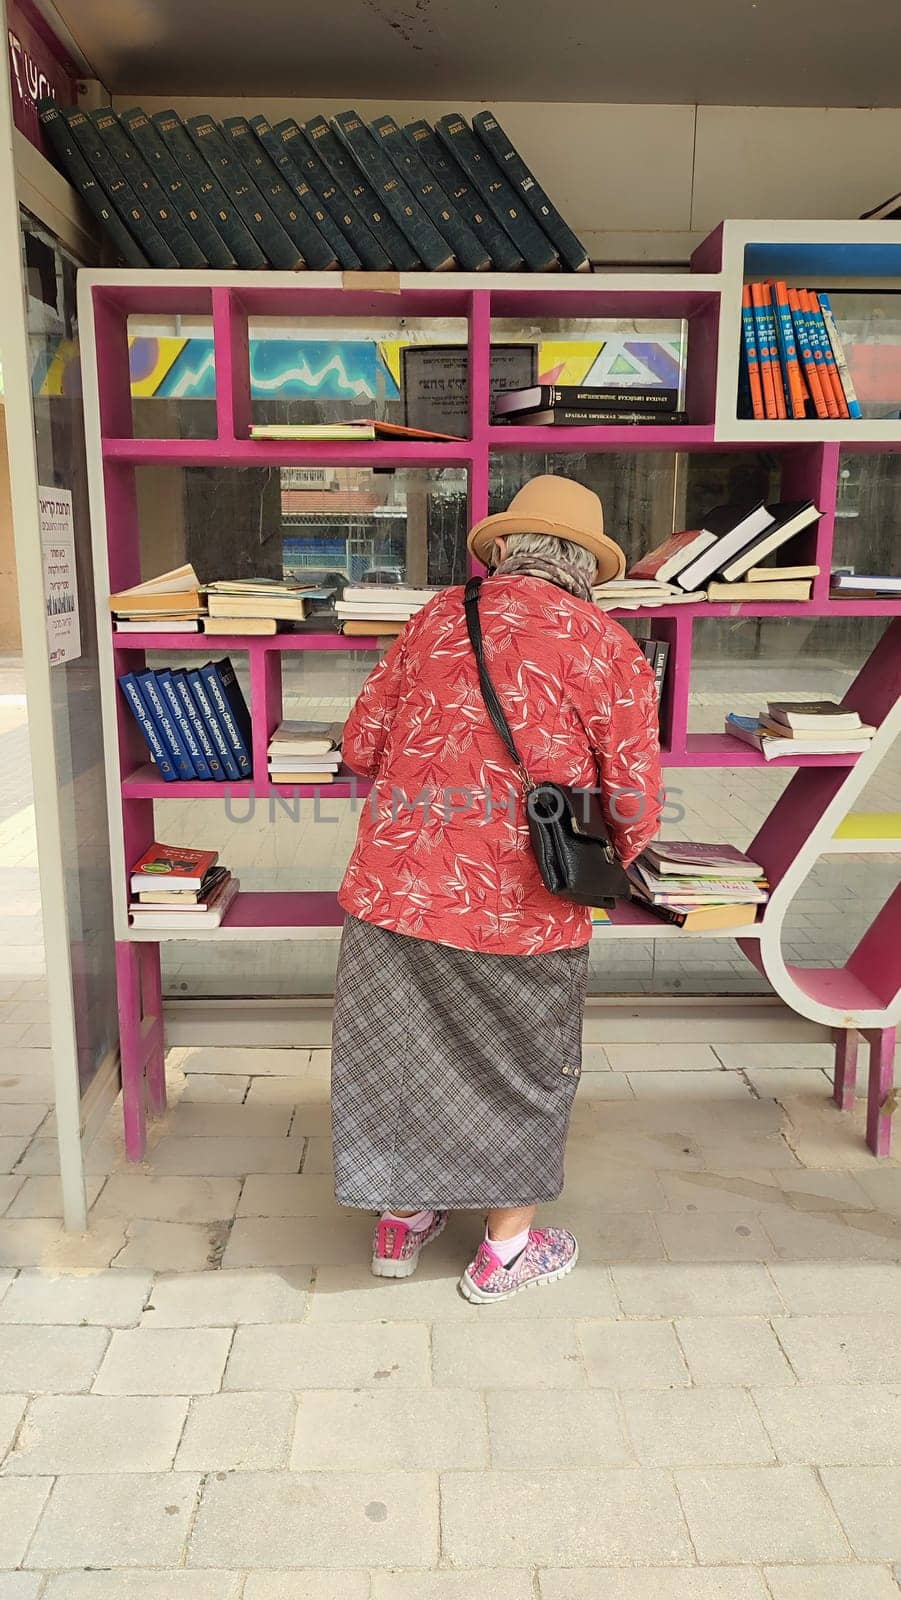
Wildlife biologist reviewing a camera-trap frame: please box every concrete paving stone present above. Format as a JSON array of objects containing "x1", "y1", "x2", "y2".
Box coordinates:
[
  {"x1": 300, "y1": 1136, "x2": 333, "y2": 1175},
  {"x1": 580, "y1": 1043, "x2": 611, "y2": 1071},
  {"x1": 92, "y1": 1175, "x2": 241, "y2": 1224},
  {"x1": 761, "y1": 1208, "x2": 900, "y2": 1262},
  {"x1": 696, "y1": 1136, "x2": 801, "y2": 1172},
  {"x1": 612, "y1": 1264, "x2": 782, "y2": 1317},
  {"x1": 0, "y1": 1323, "x2": 109, "y2": 1392},
  {"x1": 577, "y1": 1319, "x2": 689, "y2": 1389},
  {"x1": 656, "y1": 1212, "x2": 774, "y2": 1262},
  {"x1": 675, "y1": 1316, "x2": 795, "y2": 1386},
  {"x1": 538, "y1": 1572, "x2": 770, "y2": 1599},
  {"x1": 769, "y1": 1263, "x2": 901, "y2": 1315},
  {"x1": 161, "y1": 1101, "x2": 294, "y2": 1139},
  {"x1": 818, "y1": 1467, "x2": 901, "y2": 1560},
  {"x1": 225, "y1": 1321, "x2": 431, "y2": 1391},
  {"x1": 243, "y1": 1577, "x2": 369, "y2": 1600},
  {"x1": 0, "y1": 1134, "x2": 30, "y2": 1173},
  {"x1": 371, "y1": 1575, "x2": 534, "y2": 1600},
  {"x1": 179, "y1": 1073, "x2": 250, "y2": 1103},
  {"x1": 237, "y1": 1174, "x2": 342, "y2": 1216},
  {"x1": 189, "y1": 1469, "x2": 439, "y2": 1569},
  {"x1": 539, "y1": 1208, "x2": 665, "y2": 1263},
  {"x1": 604, "y1": 1044, "x2": 722, "y2": 1072},
  {"x1": 772, "y1": 1314, "x2": 901, "y2": 1384},
  {"x1": 222, "y1": 1214, "x2": 372, "y2": 1268},
  {"x1": 13, "y1": 1134, "x2": 124, "y2": 1176},
  {"x1": 623, "y1": 1387, "x2": 775, "y2": 1465},
  {"x1": 556, "y1": 1156, "x2": 668, "y2": 1217},
  {"x1": 5, "y1": 1393, "x2": 188, "y2": 1473},
  {"x1": 674, "y1": 1464, "x2": 849, "y2": 1563},
  {"x1": 292, "y1": 1387, "x2": 488, "y2": 1470},
  {"x1": 25, "y1": 1471, "x2": 201, "y2": 1569},
  {"x1": 753, "y1": 1385, "x2": 901, "y2": 1465},
  {"x1": 0, "y1": 1217, "x2": 126, "y2": 1268},
  {"x1": 0, "y1": 1475, "x2": 53, "y2": 1566},
  {"x1": 0, "y1": 1574, "x2": 45, "y2": 1600},
  {"x1": 853, "y1": 1168, "x2": 901, "y2": 1214},
  {"x1": 0, "y1": 1267, "x2": 15, "y2": 1305},
  {"x1": 93, "y1": 1327, "x2": 233, "y2": 1395},
  {"x1": 762, "y1": 1568, "x2": 899, "y2": 1600},
  {"x1": 713, "y1": 1044, "x2": 834, "y2": 1071},
  {"x1": 144, "y1": 1267, "x2": 311, "y2": 1327},
  {"x1": 432, "y1": 1320, "x2": 585, "y2": 1389},
  {"x1": 627, "y1": 1071, "x2": 754, "y2": 1101},
  {"x1": 0, "y1": 1176, "x2": 23, "y2": 1213},
  {"x1": 176, "y1": 1391, "x2": 296, "y2": 1470},
  {"x1": 0, "y1": 1391, "x2": 26, "y2": 1457},
  {"x1": 143, "y1": 1136, "x2": 304, "y2": 1177},
  {"x1": 568, "y1": 1074, "x2": 635, "y2": 1108},
  {"x1": 308, "y1": 1260, "x2": 619, "y2": 1322},
  {"x1": 112, "y1": 1218, "x2": 224, "y2": 1272},
  {"x1": 0, "y1": 1268, "x2": 151, "y2": 1325},
  {"x1": 41, "y1": 1575, "x2": 242, "y2": 1599},
  {"x1": 5, "y1": 1175, "x2": 104, "y2": 1218},
  {"x1": 487, "y1": 1387, "x2": 631, "y2": 1468},
  {"x1": 180, "y1": 1046, "x2": 312, "y2": 1077},
  {"x1": 744, "y1": 1069, "x2": 832, "y2": 1101},
  {"x1": 0, "y1": 1104, "x2": 48, "y2": 1139},
  {"x1": 440, "y1": 1467, "x2": 692, "y2": 1566}
]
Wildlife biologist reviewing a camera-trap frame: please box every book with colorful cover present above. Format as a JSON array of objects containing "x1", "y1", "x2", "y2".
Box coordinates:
[
  {"x1": 795, "y1": 291, "x2": 838, "y2": 418},
  {"x1": 817, "y1": 292, "x2": 862, "y2": 418},
  {"x1": 787, "y1": 287, "x2": 829, "y2": 419},
  {"x1": 130, "y1": 842, "x2": 219, "y2": 892},
  {"x1": 640, "y1": 841, "x2": 765, "y2": 879},
  {"x1": 749, "y1": 283, "x2": 780, "y2": 419},
  {"x1": 801, "y1": 289, "x2": 845, "y2": 418},
  {"x1": 740, "y1": 285, "x2": 765, "y2": 420},
  {"x1": 770, "y1": 281, "x2": 807, "y2": 419}
]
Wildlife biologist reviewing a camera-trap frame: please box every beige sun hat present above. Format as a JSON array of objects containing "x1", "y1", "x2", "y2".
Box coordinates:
[{"x1": 467, "y1": 475, "x2": 626, "y2": 583}]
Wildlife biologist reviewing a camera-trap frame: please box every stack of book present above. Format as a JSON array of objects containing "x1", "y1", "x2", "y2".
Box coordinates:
[
  {"x1": 268, "y1": 721, "x2": 344, "y2": 786},
  {"x1": 248, "y1": 421, "x2": 461, "y2": 442},
  {"x1": 335, "y1": 585, "x2": 440, "y2": 636},
  {"x1": 494, "y1": 382, "x2": 685, "y2": 429},
  {"x1": 627, "y1": 842, "x2": 769, "y2": 931},
  {"x1": 118, "y1": 656, "x2": 252, "y2": 782},
  {"x1": 831, "y1": 572, "x2": 901, "y2": 600},
  {"x1": 128, "y1": 842, "x2": 239, "y2": 930},
  {"x1": 740, "y1": 281, "x2": 862, "y2": 421},
  {"x1": 621, "y1": 501, "x2": 823, "y2": 602},
  {"x1": 37, "y1": 99, "x2": 588, "y2": 274},
  {"x1": 725, "y1": 700, "x2": 877, "y2": 760},
  {"x1": 204, "y1": 578, "x2": 317, "y2": 633},
  {"x1": 110, "y1": 565, "x2": 206, "y2": 632},
  {"x1": 592, "y1": 579, "x2": 705, "y2": 610}
]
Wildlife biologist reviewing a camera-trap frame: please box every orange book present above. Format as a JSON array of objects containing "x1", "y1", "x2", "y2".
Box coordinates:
[
  {"x1": 750, "y1": 282, "x2": 781, "y2": 419},
  {"x1": 740, "y1": 285, "x2": 765, "y2": 420},
  {"x1": 787, "y1": 287, "x2": 829, "y2": 419},
  {"x1": 771, "y1": 281, "x2": 808, "y2": 419},
  {"x1": 801, "y1": 289, "x2": 848, "y2": 418}
]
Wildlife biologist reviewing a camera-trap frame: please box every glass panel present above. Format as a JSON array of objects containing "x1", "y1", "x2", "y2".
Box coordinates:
[
  {"x1": 128, "y1": 315, "x2": 217, "y2": 440},
  {"x1": 246, "y1": 314, "x2": 470, "y2": 433},
  {"x1": 833, "y1": 450, "x2": 901, "y2": 578},
  {"x1": 137, "y1": 464, "x2": 469, "y2": 593},
  {"x1": 688, "y1": 616, "x2": 889, "y2": 733},
  {"x1": 23, "y1": 209, "x2": 117, "y2": 1096},
  {"x1": 490, "y1": 313, "x2": 694, "y2": 417},
  {"x1": 816, "y1": 291, "x2": 901, "y2": 421}
]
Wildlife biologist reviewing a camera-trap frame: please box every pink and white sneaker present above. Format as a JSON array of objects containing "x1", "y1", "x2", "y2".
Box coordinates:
[
  {"x1": 459, "y1": 1226, "x2": 579, "y2": 1304},
  {"x1": 371, "y1": 1211, "x2": 447, "y2": 1279}
]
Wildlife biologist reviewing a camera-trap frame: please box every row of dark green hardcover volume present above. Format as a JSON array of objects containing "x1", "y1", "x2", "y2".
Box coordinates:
[{"x1": 37, "y1": 99, "x2": 589, "y2": 273}]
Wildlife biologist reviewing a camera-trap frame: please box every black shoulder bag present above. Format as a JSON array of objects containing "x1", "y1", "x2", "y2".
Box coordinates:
[{"x1": 463, "y1": 576, "x2": 631, "y2": 908}]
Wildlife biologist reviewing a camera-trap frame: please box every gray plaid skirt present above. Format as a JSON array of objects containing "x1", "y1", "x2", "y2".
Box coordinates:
[{"x1": 331, "y1": 914, "x2": 590, "y2": 1211}]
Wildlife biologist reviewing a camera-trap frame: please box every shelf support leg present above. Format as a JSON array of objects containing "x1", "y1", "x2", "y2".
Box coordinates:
[
  {"x1": 863, "y1": 1026, "x2": 897, "y2": 1159},
  {"x1": 115, "y1": 941, "x2": 147, "y2": 1162},
  {"x1": 142, "y1": 943, "x2": 167, "y2": 1120},
  {"x1": 832, "y1": 1028, "x2": 860, "y2": 1112}
]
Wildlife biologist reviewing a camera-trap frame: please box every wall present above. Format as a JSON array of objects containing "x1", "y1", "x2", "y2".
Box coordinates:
[
  {"x1": 0, "y1": 407, "x2": 22, "y2": 653},
  {"x1": 126, "y1": 96, "x2": 901, "y2": 263}
]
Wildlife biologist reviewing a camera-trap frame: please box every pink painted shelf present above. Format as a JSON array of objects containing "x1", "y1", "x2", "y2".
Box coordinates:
[
  {"x1": 80, "y1": 251, "x2": 901, "y2": 1162},
  {"x1": 123, "y1": 763, "x2": 373, "y2": 800}
]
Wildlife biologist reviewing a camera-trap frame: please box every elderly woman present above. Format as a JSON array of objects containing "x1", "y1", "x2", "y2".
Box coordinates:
[{"x1": 332, "y1": 475, "x2": 663, "y2": 1302}]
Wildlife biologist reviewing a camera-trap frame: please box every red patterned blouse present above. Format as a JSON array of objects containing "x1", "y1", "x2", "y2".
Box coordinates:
[{"x1": 338, "y1": 574, "x2": 663, "y2": 955}]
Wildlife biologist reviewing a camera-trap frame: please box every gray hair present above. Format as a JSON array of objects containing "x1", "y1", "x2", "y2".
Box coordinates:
[{"x1": 491, "y1": 531, "x2": 596, "y2": 589}]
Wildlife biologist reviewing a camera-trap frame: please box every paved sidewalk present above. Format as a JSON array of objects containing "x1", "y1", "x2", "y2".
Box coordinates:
[{"x1": 1, "y1": 1042, "x2": 900, "y2": 1597}]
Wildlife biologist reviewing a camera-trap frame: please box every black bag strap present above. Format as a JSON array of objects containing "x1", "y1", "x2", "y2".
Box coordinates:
[{"x1": 464, "y1": 576, "x2": 533, "y2": 790}]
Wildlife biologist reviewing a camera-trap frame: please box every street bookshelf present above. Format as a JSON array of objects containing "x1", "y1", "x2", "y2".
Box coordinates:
[{"x1": 80, "y1": 219, "x2": 901, "y2": 1160}]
